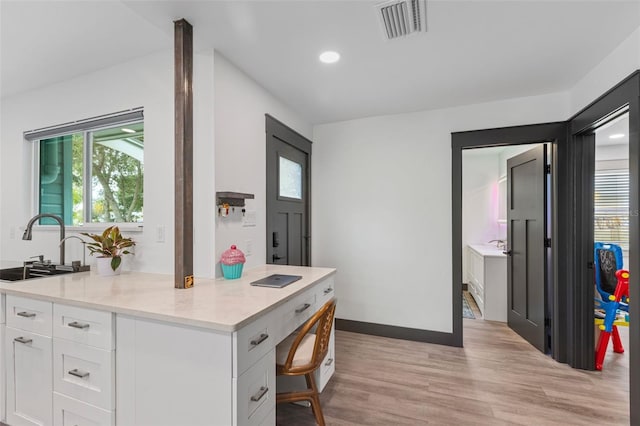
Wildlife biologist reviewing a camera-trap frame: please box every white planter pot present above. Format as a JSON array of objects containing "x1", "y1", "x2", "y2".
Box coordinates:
[{"x1": 96, "y1": 257, "x2": 122, "y2": 276}]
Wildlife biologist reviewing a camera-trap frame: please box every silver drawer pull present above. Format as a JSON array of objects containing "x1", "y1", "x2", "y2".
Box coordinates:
[
  {"x1": 250, "y1": 333, "x2": 269, "y2": 347},
  {"x1": 68, "y1": 321, "x2": 90, "y2": 330},
  {"x1": 14, "y1": 337, "x2": 33, "y2": 344},
  {"x1": 250, "y1": 386, "x2": 269, "y2": 402},
  {"x1": 68, "y1": 369, "x2": 90, "y2": 379},
  {"x1": 295, "y1": 303, "x2": 311, "y2": 314},
  {"x1": 323, "y1": 288, "x2": 333, "y2": 295},
  {"x1": 325, "y1": 358, "x2": 334, "y2": 367},
  {"x1": 17, "y1": 311, "x2": 36, "y2": 318}
]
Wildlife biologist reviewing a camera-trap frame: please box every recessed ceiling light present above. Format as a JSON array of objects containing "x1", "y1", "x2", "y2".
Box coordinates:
[
  {"x1": 122, "y1": 128, "x2": 136, "y2": 134},
  {"x1": 609, "y1": 133, "x2": 625, "y2": 139},
  {"x1": 319, "y1": 51, "x2": 340, "y2": 64}
]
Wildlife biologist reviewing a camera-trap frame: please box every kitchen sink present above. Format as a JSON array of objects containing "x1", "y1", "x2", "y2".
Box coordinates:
[{"x1": 0, "y1": 266, "x2": 74, "y2": 282}]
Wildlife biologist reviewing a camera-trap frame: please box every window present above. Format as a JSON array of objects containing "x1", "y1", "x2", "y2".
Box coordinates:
[
  {"x1": 26, "y1": 110, "x2": 144, "y2": 226},
  {"x1": 594, "y1": 169, "x2": 629, "y2": 250},
  {"x1": 278, "y1": 156, "x2": 302, "y2": 199}
]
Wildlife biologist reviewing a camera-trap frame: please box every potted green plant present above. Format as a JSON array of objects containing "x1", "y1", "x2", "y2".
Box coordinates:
[{"x1": 82, "y1": 225, "x2": 136, "y2": 276}]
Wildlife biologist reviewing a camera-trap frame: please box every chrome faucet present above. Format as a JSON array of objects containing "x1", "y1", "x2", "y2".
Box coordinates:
[
  {"x1": 59, "y1": 235, "x2": 86, "y2": 267},
  {"x1": 22, "y1": 213, "x2": 65, "y2": 266},
  {"x1": 488, "y1": 239, "x2": 506, "y2": 249}
]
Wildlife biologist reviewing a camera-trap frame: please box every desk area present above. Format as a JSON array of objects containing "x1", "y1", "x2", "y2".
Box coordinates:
[{"x1": 0, "y1": 264, "x2": 336, "y2": 426}]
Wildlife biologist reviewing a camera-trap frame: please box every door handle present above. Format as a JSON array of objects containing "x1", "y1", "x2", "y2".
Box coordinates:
[
  {"x1": 503, "y1": 250, "x2": 512, "y2": 256},
  {"x1": 68, "y1": 321, "x2": 90, "y2": 330},
  {"x1": 68, "y1": 369, "x2": 90, "y2": 379},
  {"x1": 295, "y1": 303, "x2": 311, "y2": 314},
  {"x1": 272, "y1": 254, "x2": 285, "y2": 262}
]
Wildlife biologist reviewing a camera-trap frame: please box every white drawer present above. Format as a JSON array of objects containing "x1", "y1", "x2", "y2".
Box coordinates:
[
  {"x1": 234, "y1": 349, "x2": 275, "y2": 426},
  {"x1": 54, "y1": 304, "x2": 114, "y2": 350},
  {"x1": 6, "y1": 295, "x2": 52, "y2": 336},
  {"x1": 316, "y1": 276, "x2": 335, "y2": 308},
  {"x1": 53, "y1": 392, "x2": 114, "y2": 426},
  {"x1": 234, "y1": 308, "x2": 278, "y2": 377},
  {"x1": 278, "y1": 290, "x2": 317, "y2": 339},
  {"x1": 258, "y1": 408, "x2": 275, "y2": 426},
  {"x1": 317, "y1": 328, "x2": 336, "y2": 392},
  {"x1": 53, "y1": 339, "x2": 115, "y2": 410}
]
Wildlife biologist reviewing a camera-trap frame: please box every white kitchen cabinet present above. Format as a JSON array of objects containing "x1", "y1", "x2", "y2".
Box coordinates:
[
  {"x1": 466, "y1": 244, "x2": 507, "y2": 322},
  {"x1": 5, "y1": 326, "x2": 53, "y2": 426},
  {"x1": 116, "y1": 315, "x2": 234, "y2": 426},
  {"x1": 1, "y1": 265, "x2": 337, "y2": 426},
  {"x1": 1, "y1": 293, "x2": 5, "y2": 423}
]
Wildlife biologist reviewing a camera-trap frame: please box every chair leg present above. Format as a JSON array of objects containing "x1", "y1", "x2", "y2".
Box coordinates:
[
  {"x1": 595, "y1": 330, "x2": 611, "y2": 371},
  {"x1": 305, "y1": 373, "x2": 325, "y2": 426},
  {"x1": 612, "y1": 325, "x2": 625, "y2": 353}
]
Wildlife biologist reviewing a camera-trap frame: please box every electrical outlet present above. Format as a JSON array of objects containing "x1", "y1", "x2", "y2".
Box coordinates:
[
  {"x1": 156, "y1": 225, "x2": 165, "y2": 243},
  {"x1": 245, "y1": 239, "x2": 252, "y2": 256}
]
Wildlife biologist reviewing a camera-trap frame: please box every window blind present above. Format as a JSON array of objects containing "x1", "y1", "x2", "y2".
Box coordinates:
[{"x1": 594, "y1": 169, "x2": 629, "y2": 250}]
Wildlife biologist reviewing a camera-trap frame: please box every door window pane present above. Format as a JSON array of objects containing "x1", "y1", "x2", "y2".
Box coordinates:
[{"x1": 279, "y1": 156, "x2": 302, "y2": 199}]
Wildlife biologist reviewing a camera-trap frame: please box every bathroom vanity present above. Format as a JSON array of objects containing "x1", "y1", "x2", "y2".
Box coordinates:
[
  {"x1": 466, "y1": 244, "x2": 507, "y2": 322},
  {"x1": 0, "y1": 265, "x2": 336, "y2": 426}
]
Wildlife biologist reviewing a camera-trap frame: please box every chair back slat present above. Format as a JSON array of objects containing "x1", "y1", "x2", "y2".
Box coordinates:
[{"x1": 280, "y1": 299, "x2": 337, "y2": 374}]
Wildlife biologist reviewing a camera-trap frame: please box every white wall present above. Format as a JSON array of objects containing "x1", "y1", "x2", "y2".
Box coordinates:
[
  {"x1": 213, "y1": 53, "x2": 312, "y2": 276},
  {"x1": 312, "y1": 92, "x2": 571, "y2": 333},
  {"x1": 0, "y1": 49, "x2": 216, "y2": 277},
  {"x1": 570, "y1": 26, "x2": 640, "y2": 113},
  {"x1": 461, "y1": 149, "x2": 500, "y2": 282}
]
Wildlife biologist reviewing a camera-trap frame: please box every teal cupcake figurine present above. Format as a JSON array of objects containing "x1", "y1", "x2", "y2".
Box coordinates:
[{"x1": 220, "y1": 245, "x2": 246, "y2": 279}]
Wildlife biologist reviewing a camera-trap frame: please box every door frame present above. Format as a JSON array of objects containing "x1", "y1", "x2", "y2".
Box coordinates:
[
  {"x1": 566, "y1": 71, "x2": 639, "y2": 424},
  {"x1": 265, "y1": 114, "x2": 312, "y2": 265},
  {"x1": 452, "y1": 70, "x2": 640, "y2": 424},
  {"x1": 452, "y1": 122, "x2": 567, "y2": 355}
]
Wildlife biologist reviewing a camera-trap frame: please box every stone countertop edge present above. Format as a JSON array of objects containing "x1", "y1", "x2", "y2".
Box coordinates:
[
  {"x1": 467, "y1": 244, "x2": 507, "y2": 258},
  {"x1": 0, "y1": 264, "x2": 336, "y2": 333}
]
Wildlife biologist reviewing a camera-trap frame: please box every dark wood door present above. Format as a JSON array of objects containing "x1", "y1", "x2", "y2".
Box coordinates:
[
  {"x1": 506, "y1": 145, "x2": 547, "y2": 352},
  {"x1": 266, "y1": 116, "x2": 311, "y2": 266}
]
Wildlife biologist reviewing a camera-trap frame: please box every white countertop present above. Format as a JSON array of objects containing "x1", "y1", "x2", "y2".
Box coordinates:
[
  {"x1": 0, "y1": 264, "x2": 336, "y2": 332},
  {"x1": 468, "y1": 243, "x2": 507, "y2": 258}
]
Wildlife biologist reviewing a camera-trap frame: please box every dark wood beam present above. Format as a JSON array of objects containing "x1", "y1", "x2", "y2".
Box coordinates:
[{"x1": 174, "y1": 19, "x2": 194, "y2": 289}]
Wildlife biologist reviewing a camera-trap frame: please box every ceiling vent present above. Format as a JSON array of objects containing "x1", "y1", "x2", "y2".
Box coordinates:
[{"x1": 376, "y1": 0, "x2": 426, "y2": 40}]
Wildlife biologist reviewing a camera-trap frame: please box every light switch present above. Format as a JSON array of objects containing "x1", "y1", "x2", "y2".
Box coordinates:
[
  {"x1": 243, "y1": 210, "x2": 257, "y2": 227},
  {"x1": 156, "y1": 225, "x2": 165, "y2": 243}
]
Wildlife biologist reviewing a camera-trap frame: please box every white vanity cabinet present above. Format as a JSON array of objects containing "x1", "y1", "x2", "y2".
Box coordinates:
[
  {"x1": 466, "y1": 245, "x2": 507, "y2": 322},
  {"x1": 4, "y1": 295, "x2": 53, "y2": 426}
]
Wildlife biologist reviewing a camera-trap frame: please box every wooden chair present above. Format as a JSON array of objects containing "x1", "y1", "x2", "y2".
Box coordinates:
[{"x1": 276, "y1": 299, "x2": 337, "y2": 426}]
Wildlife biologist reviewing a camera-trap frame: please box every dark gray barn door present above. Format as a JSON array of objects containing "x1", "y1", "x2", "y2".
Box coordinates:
[
  {"x1": 266, "y1": 115, "x2": 311, "y2": 266},
  {"x1": 506, "y1": 145, "x2": 547, "y2": 352}
]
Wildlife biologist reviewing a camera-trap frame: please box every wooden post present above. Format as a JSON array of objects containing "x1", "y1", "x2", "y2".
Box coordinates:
[{"x1": 174, "y1": 19, "x2": 194, "y2": 289}]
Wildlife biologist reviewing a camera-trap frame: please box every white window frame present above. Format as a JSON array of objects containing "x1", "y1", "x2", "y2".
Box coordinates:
[{"x1": 26, "y1": 108, "x2": 144, "y2": 231}]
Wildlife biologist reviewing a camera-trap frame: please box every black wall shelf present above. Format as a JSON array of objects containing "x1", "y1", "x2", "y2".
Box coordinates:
[{"x1": 216, "y1": 192, "x2": 254, "y2": 207}]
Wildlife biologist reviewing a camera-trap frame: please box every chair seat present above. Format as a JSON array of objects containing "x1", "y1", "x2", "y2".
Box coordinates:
[{"x1": 276, "y1": 333, "x2": 316, "y2": 367}]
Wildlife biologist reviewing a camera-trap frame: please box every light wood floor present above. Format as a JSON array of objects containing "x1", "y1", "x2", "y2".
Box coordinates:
[{"x1": 277, "y1": 320, "x2": 630, "y2": 425}]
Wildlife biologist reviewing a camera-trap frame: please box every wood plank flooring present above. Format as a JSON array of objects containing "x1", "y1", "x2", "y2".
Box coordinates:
[{"x1": 277, "y1": 320, "x2": 630, "y2": 425}]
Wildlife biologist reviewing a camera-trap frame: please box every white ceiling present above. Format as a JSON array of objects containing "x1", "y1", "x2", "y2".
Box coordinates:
[{"x1": 2, "y1": 1, "x2": 640, "y2": 124}]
